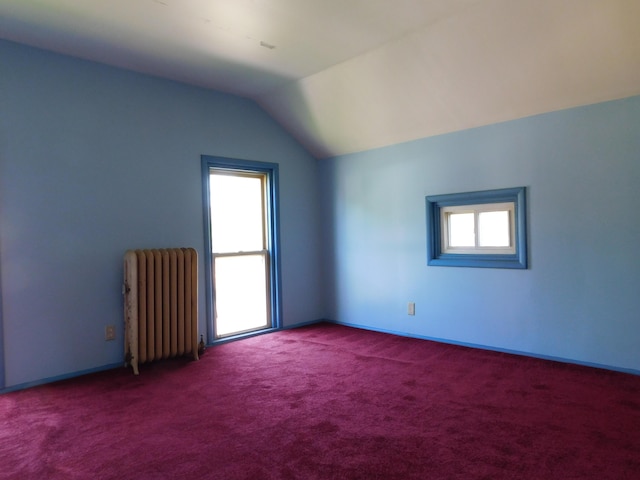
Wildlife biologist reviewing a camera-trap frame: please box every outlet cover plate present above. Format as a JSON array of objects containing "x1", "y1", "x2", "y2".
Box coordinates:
[{"x1": 105, "y1": 325, "x2": 116, "y2": 341}]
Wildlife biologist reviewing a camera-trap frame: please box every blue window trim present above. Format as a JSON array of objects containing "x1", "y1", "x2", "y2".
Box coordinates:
[
  {"x1": 0, "y1": 282, "x2": 4, "y2": 389},
  {"x1": 201, "y1": 155, "x2": 282, "y2": 343},
  {"x1": 426, "y1": 187, "x2": 528, "y2": 269}
]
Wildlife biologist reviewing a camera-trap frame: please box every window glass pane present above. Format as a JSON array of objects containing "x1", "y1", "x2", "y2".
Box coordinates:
[
  {"x1": 210, "y1": 173, "x2": 264, "y2": 253},
  {"x1": 214, "y1": 254, "x2": 268, "y2": 336},
  {"x1": 448, "y1": 213, "x2": 475, "y2": 247},
  {"x1": 478, "y1": 211, "x2": 510, "y2": 247}
]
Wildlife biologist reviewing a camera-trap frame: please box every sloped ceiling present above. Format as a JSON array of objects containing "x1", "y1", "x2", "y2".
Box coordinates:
[{"x1": 1, "y1": 0, "x2": 639, "y2": 158}]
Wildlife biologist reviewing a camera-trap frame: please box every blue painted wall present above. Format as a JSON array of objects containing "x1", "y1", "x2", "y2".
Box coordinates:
[
  {"x1": 2, "y1": 39, "x2": 638, "y2": 389},
  {"x1": 320, "y1": 96, "x2": 640, "y2": 372},
  {"x1": 0, "y1": 40, "x2": 323, "y2": 388}
]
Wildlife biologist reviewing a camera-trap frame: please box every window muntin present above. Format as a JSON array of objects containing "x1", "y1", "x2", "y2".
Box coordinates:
[{"x1": 426, "y1": 187, "x2": 527, "y2": 269}]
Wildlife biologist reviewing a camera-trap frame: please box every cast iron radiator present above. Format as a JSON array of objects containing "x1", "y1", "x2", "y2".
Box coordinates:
[{"x1": 123, "y1": 248, "x2": 199, "y2": 374}]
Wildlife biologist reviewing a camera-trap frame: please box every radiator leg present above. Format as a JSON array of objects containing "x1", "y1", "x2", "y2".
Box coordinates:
[
  {"x1": 131, "y1": 358, "x2": 139, "y2": 376},
  {"x1": 124, "y1": 351, "x2": 140, "y2": 375},
  {"x1": 124, "y1": 250, "x2": 140, "y2": 375}
]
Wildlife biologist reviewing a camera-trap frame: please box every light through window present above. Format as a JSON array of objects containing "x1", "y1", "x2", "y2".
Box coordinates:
[
  {"x1": 448, "y1": 213, "x2": 474, "y2": 247},
  {"x1": 478, "y1": 211, "x2": 510, "y2": 247}
]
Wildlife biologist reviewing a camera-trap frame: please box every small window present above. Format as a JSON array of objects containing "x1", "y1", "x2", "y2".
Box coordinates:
[
  {"x1": 426, "y1": 187, "x2": 527, "y2": 269},
  {"x1": 442, "y1": 202, "x2": 515, "y2": 254}
]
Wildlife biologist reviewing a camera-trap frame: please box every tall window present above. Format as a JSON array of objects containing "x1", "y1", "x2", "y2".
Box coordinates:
[{"x1": 201, "y1": 156, "x2": 281, "y2": 341}]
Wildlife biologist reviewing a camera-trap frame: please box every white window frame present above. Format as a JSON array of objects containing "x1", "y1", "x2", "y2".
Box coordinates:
[{"x1": 441, "y1": 202, "x2": 516, "y2": 255}]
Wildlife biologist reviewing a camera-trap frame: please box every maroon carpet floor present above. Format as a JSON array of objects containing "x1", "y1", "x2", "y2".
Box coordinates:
[{"x1": 1, "y1": 323, "x2": 639, "y2": 479}]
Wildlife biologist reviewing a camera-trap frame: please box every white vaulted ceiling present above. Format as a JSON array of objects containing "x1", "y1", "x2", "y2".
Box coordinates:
[{"x1": 1, "y1": 0, "x2": 639, "y2": 158}]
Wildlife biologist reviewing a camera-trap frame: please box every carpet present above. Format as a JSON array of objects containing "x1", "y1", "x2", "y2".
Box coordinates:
[{"x1": 1, "y1": 323, "x2": 639, "y2": 479}]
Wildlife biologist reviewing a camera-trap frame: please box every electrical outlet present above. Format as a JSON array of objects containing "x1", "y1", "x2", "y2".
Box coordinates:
[
  {"x1": 408, "y1": 302, "x2": 415, "y2": 316},
  {"x1": 105, "y1": 325, "x2": 116, "y2": 341}
]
